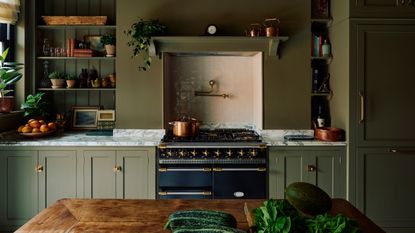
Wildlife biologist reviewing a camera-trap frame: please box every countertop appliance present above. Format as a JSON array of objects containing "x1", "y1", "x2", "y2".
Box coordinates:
[{"x1": 157, "y1": 128, "x2": 267, "y2": 199}]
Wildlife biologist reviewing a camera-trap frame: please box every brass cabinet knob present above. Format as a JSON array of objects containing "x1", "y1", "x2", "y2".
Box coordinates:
[
  {"x1": 35, "y1": 165, "x2": 44, "y2": 173},
  {"x1": 113, "y1": 165, "x2": 122, "y2": 173},
  {"x1": 307, "y1": 165, "x2": 317, "y2": 172}
]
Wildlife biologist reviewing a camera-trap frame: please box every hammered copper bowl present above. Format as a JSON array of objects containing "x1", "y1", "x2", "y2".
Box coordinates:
[{"x1": 314, "y1": 127, "x2": 344, "y2": 141}]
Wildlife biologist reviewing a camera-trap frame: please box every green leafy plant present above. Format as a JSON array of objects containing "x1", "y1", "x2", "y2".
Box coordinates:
[
  {"x1": 65, "y1": 75, "x2": 77, "y2": 80},
  {"x1": 48, "y1": 71, "x2": 66, "y2": 79},
  {"x1": 100, "y1": 34, "x2": 116, "y2": 45},
  {"x1": 0, "y1": 48, "x2": 24, "y2": 97},
  {"x1": 124, "y1": 18, "x2": 167, "y2": 71},
  {"x1": 20, "y1": 92, "x2": 49, "y2": 117},
  {"x1": 305, "y1": 213, "x2": 361, "y2": 233}
]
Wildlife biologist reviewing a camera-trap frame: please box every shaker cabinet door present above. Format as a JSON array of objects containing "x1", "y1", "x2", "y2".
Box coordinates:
[
  {"x1": 38, "y1": 150, "x2": 78, "y2": 209},
  {"x1": 268, "y1": 147, "x2": 345, "y2": 199},
  {"x1": 356, "y1": 147, "x2": 415, "y2": 230},
  {"x1": 351, "y1": 0, "x2": 415, "y2": 18},
  {"x1": 84, "y1": 150, "x2": 117, "y2": 198},
  {"x1": 353, "y1": 21, "x2": 415, "y2": 146}
]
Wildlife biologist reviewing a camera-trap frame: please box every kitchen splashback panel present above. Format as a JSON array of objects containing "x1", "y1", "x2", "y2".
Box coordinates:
[{"x1": 163, "y1": 52, "x2": 263, "y2": 129}]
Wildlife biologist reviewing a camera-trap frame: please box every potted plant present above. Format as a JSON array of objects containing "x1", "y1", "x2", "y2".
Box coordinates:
[
  {"x1": 0, "y1": 48, "x2": 24, "y2": 113},
  {"x1": 48, "y1": 71, "x2": 66, "y2": 88},
  {"x1": 20, "y1": 92, "x2": 49, "y2": 119},
  {"x1": 125, "y1": 18, "x2": 167, "y2": 71},
  {"x1": 100, "y1": 34, "x2": 116, "y2": 57},
  {"x1": 65, "y1": 75, "x2": 77, "y2": 88}
]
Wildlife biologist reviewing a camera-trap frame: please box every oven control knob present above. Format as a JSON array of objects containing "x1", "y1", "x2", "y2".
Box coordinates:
[
  {"x1": 214, "y1": 149, "x2": 221, "y2": 157},
  {"x1": 250, "y1": 149, "x2": 257, "y2": 157},
  {"x1": 179, "y1": 150, "x2": 185, "y2": 157},
  {"x1": 226, "y1": 149, "x2": 232, "y2": 157},
  {"x1": 238, "y1": 149, "x2": 244, "y2": 156},
  {"x1": 202, "y1": 149, "x2": 209, "y2": 157},
  {"x1": 167, "y1": 150, "x2": 172, "y2": 157},
  {"x1": 191, "y1": 150, "x2": 197, "y2": 157}
]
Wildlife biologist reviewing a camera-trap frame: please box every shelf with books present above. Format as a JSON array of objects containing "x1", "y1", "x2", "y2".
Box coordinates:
[
  {"x1": 38, "y1": 88, "x2": 116, "y2": 91},
  {"x1": 37, "y1": 25, "x2": 116, "y2": 30},
  {"x1": 37, "y1": 56, "x2": 116, "y2": 60}
]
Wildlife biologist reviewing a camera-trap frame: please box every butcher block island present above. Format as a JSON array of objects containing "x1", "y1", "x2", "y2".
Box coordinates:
[{"x1": 16, "y1": 199, "x2": 384, "y2": 233}]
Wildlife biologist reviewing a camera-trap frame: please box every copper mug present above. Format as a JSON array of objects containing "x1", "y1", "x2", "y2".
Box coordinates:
[
  {"x1": 263, "y1": 18, "x2": 280, "y2": 37},
  {"x1": 248, "y1": 23, "x2": 262, "y2": 37}
]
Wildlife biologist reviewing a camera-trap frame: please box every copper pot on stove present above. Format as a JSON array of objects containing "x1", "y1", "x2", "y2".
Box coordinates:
[{"x1": 169, "y1": 117, "x2": 201, "y2": 137}]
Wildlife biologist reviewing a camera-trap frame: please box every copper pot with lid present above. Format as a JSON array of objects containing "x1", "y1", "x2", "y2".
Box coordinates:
[{"x1": 169, "y1": 117, "x2": 201, "y2": 137}]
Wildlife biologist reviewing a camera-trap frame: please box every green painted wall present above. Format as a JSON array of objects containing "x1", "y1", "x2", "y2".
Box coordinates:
[{"x1": 116, "y1": 0, "x2": 310, "y2": 129}]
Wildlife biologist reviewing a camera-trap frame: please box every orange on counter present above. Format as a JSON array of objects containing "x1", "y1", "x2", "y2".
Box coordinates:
[
  {"x1": 39, "y1": 124, "x2": 49, "y2": 133},
  {"x1": 29, "y1": 120, "x2": 41, "y2": 129},
  {"x1": 21, "y1": 126, "x2": 32, "y2": 133},
  {"x1": 47, "y1": 122, "x2": 56, "y2": 130},
  {"x1": 32, "y1": 128, "x2": 41, "y2": 133}
]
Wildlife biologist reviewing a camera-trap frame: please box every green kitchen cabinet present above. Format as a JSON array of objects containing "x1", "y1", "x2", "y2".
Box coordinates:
[
  {"x1": 38, "y1": 150, "x2": 78, "y2": 209},
  {"x1": 84, "y1": 148, "x2": 156, "y2": 199},
  {"x1": 268, "y1": 146, "x2": 346, "y2": 199},
  {"x1": 350, "y1": 0, "x2": 415, "y2": 18},
  {"x1": 356, "y1": 148, "x2": 415, "y2": 232},
  {"x1": 351, "y1": 20, "x2": 415, "y2": 147},
  {"x1": 0, "y1": 150, "x2": 38, "y2": 230}
]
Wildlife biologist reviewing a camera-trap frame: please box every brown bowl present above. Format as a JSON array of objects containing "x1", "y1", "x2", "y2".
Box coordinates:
[{"x1": 314, "y1": 127, "x2": 344, "y2": 141}]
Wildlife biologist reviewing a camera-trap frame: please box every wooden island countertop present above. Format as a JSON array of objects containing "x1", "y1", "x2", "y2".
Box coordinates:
[{"x1": 16, "y1": 198, "x2": 385, "y2": 233}]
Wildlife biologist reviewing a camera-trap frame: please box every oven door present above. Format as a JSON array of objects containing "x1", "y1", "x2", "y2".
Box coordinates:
[
  {"x1": 213, "y1": 165, "x2": 267, "y2": 199},
  {"x1": 157, "y1": 165, "x2": 213, "y2": 199}
]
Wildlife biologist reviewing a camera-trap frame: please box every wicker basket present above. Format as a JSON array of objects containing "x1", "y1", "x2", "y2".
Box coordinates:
[{"x1": 42, "y1": 16, "x2": 107, "y2": 25}]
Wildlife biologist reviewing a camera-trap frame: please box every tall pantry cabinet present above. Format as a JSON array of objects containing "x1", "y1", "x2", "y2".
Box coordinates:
[{"x1": 349, "y1": 2, "x2": 415, "y2": 232}]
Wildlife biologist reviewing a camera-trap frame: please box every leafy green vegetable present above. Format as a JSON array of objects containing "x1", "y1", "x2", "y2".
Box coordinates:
[
  {"x1": 253, "y1": 199, "x2": 361, "y2": 233},
  {"x1": 305, "y1": 213, "x2": 361, "y2": 233}
]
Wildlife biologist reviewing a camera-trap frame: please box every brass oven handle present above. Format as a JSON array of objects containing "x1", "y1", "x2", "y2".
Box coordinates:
[
  {"x1": 35, "y1": 165, "x2": 44, "y2": 173},
  {"x1": 389, "y1": 148, "x2": 415, "y2": 154},
  {"x1": 158, "y1": 191, "x2": 212, "y2": 196},
  {"x1": 113, "y1": 165, "x2": 122, "y2": 173},
  {"x1": 159, "y1": 168, "x2": 212, "y2": 172},
  {"x1": 213, "y1": 168, "x2": 267, "y2": 172},
  {"x1": 359, "y1": 92, "x2": 365, "y2": 124}
]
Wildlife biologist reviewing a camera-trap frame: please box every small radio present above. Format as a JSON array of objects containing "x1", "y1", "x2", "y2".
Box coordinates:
[{"x1": 97, "y1": 110, "x2": 115, "y2": 130}]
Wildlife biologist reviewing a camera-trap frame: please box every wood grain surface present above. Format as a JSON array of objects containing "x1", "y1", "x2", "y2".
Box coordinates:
[{"x1": 16, "y1": 198, "x2": 384, "y2": 233}]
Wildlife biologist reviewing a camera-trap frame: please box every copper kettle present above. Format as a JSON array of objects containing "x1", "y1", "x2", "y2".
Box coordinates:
[{"x1": 263, "y1": 18, "x2": 280, "y2": 37}]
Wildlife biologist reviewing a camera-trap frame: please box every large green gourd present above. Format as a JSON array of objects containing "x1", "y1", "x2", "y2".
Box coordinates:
[{"x1": 285, "y1": 182, "x2": 332, "y2": 216}]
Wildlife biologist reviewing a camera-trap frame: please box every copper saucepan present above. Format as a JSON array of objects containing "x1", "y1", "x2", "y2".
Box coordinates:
[{"x1": 169, "y1": 118, "x2": 201, "y2": 137}]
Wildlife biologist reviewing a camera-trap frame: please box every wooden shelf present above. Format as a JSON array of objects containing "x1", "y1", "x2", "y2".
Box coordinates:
[
  {"x1": 37, "y1": 56, "x2": 116, "y2": 60},
  {"x1": 150, "y1": 36, "x2": 289, "y2": 58},
  {"x1": 37, "y1": 25, "x2": 116, "y2": 29},
  {"x1": 311, "y1": 92, "x2": 331, "y2": 96},
  {"x1": 311, "y1": 17, "x2": 333, "y2": 26},
  {"x1": 38, "y1": 88, "x2": 116, "y2": 91}
]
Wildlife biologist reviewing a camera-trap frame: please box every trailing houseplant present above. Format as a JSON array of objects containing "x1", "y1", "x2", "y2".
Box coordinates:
[
  {"x1": 125, "y1": 18, "x2": 167, "y2": 71},
  {"x1": 0, "y1": 48, "x2": 24, "y2": 113},
  {"x1": 100, "y1": 34, "x2": 116, "y2": 57}
]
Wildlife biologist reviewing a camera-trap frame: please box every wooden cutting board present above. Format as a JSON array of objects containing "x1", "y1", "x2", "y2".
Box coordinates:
[{"x1": 16, "y1": 198, "x2": 384, "y2": 233}]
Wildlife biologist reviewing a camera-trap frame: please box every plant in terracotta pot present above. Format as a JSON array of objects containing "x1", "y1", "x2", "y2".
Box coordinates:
[
  {"x1": 65, "y1": 75, "x2": 77, "y2": 88},
  {"x1": 100, "y1": 34, "x2": 116, "y2": 57},
  {"x1": 48, "y1": 71, "x2": 66, "y2": 88},
  {"x1": 0, "y1": 48, "x2": 24, "y2": 113},
  {"x1": 125, "y1": 18, "x2": 167, "y2": 71}
]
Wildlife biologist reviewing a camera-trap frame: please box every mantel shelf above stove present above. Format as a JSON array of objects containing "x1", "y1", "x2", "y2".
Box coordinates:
[{"x1": 149, "y1": 36, "x2": 289, "y2": 58}]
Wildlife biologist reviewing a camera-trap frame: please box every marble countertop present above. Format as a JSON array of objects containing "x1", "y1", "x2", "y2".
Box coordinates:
[{"x1": 0, "y1": 129, "x2": 346, "y2": 147}]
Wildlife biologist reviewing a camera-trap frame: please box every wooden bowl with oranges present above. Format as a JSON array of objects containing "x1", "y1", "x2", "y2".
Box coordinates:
[{"x1": 18, "y1": 119, "x2": 57, "y2": 138}]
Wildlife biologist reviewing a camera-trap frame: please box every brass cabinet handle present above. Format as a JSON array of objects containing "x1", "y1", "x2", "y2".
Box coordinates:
[
  {"x1": 359, "y1": 92, "x2": 365, "y2": 124},
  {"x1": 307, "y1": 165, "x2": 317, "y2": 172},
  {"x1": 402, "y1": 0, "x2": 406, "y2": 5},
  {"x1": 396, "y1": 0, "x2": 400, "y2": 6},
  {"x1": 35, "y1": 165, "x2": 44, "y2": 173},
  {"x1": 113, "y1": 165, "x2": 122, "y2": 173}
]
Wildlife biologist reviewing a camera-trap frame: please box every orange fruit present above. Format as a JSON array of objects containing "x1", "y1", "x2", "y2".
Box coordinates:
[
  {"x1": 39, "y1": 124, "x2": 49, "y2": 133},
  {"x1": 39, "y1": 120, "x2": 46, "y2": 125},
  {"x1": 47, "y1": 122, "x2": 57, "y2": 130},
  {"x1": 29, "y1": 120, "x2": 41, "y2": 129},
  {"x1": 32, "y1": 128, "x2": 41, "y2": 133},
  {"x1": 17, "y1": 125, "x2": 24, "y2": 133},
  {"x1": 22, "y1": 126, "x2": 32, "y2": 133},
  {"x1": 27, "y1": 119, "x2": 36, "y2": 124}
]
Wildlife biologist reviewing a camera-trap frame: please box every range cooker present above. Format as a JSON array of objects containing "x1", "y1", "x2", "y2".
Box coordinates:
[{"x1": 157, "y1": 128, "x2": 267, "y2": 199}]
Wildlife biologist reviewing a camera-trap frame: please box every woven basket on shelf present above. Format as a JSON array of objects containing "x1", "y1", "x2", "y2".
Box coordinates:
[{"x1": 42, "y1": 16, "x2": 107, "y2": 25}]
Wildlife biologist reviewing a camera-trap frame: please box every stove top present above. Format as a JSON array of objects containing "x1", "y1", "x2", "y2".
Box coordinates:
[{"x1": 161, "y1": 128, "x2": 262, "y2": 143}]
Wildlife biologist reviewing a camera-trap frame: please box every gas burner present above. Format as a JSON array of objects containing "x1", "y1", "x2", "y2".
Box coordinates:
[{"x1": 161, "y1": 128, "x2": 261, "y2": 143}]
